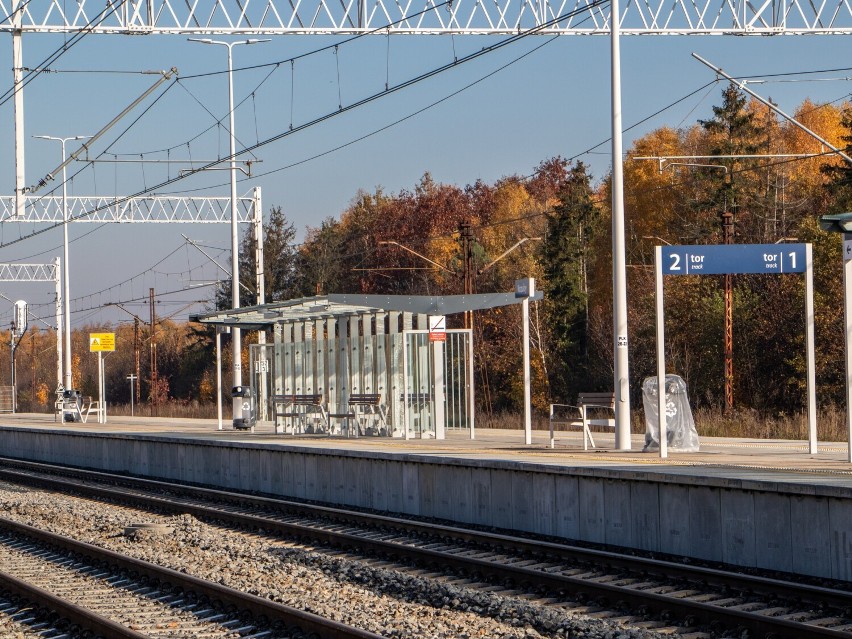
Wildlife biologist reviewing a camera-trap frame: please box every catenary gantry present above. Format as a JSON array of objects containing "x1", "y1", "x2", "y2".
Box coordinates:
[{"x1": 2, "y1": 0, "x2": 852, "y2": 35}]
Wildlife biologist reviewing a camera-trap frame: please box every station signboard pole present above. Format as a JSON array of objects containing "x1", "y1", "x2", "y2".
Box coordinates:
[
  {"x1": 845, "y1": 234, "x2": 852, "y2": 462},
  {"x1": 818, "y1": 214, "x2": 852, "y2": 461},
  {"x1": 89, "y1": 332, "x2": 115, "y2": 424},
  {"x1": 656, "y1": 243, "x2": 814, "y2": 458}
]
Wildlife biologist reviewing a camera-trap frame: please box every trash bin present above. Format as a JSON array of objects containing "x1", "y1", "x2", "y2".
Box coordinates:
[
  {"x1": 641, "y1": 374, "x2": 699, "y2": 452},
  {"x1": 62, "y1": 389, "x2": 81, "y2": 423},
  {"x1": 231, "y1": 385, "x2": 256, "y2": 430}
]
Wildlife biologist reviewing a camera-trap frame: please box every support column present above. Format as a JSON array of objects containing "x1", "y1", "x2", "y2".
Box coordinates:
[
  {"x1": 429, "y1": 316, "x2": 446, "y2": 440},
  {"x1": 362, "y1": 314, "x2": 373, "y2": 393},
  {"x1": 523, "y1": 296, "x2": 532, "y2": 445},
  {"x1": 610, "y1": 0, "x2": 632, "y2": 449},
  {"x1": 326, "y1": 318, "x2": 337, "y2": 411},
  {"x1": 12, "y1": 1, "x2": 25, "y2": 218},
  {"x1": 54, "y1": 258, "x2": 62, "y2": 395}
]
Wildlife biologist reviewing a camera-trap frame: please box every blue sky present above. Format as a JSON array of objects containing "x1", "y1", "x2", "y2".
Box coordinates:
[{"x1": 0, "y1": 29, "x2": 849, "y2": 329}]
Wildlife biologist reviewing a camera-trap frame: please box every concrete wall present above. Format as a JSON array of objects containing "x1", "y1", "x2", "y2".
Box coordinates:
[{"x1": 1, "y1": 427, "x2": 850, "y2": 581}]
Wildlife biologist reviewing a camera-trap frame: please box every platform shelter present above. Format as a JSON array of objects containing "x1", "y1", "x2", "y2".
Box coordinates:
[{"x1": 194, "y1": 292, "x2": 541, "y2": 439}]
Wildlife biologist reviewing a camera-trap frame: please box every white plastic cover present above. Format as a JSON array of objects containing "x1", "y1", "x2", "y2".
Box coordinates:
[{"x1": 641, "y1": 374, "x2": 699, "y2": 452}]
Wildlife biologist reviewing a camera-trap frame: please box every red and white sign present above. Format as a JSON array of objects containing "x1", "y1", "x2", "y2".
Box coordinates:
[{"x1": 428, "y1": 315, "x2": 446, "y2": 342}]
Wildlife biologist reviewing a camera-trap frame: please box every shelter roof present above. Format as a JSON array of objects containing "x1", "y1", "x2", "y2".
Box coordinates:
[
  {"x1": 191, "y1": 291, "x2": 543, "y2": 329},
  {"x1": 190, "y1": 296, "x2": 379, "y2": 330}
]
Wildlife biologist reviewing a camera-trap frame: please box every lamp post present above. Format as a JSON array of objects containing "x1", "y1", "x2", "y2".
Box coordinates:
[
  {"x1": 188, "y1": 38, "x2": 268, "y2": 428},
  {"x1": 126, "y1": 373, "x2": 137, "y2": 416},
  {"x1": 34, "y1": 134, "x2": 91, "y2": 393},
  {"x1": 820, "y1": 212, "x2": 852, "y2": 462}
]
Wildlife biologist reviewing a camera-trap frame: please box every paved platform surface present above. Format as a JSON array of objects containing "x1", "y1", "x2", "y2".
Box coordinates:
[{"x1": 2, "y1": 411, "x2": 851, "y2": 485}]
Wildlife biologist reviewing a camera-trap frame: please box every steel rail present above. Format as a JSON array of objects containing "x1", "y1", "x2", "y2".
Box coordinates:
[
  {"x1": 0, "y1": 568, "x2": 150, "y2": 639},
  {"x1": 1, "y1": 458, "x2": 851, "y2": 638},
  {"x1": 0, "y1": 513, "x2": 385, "y2": 639},
  {"x1": 0, "y1": 458, "x2": 845, "y2": 608}
]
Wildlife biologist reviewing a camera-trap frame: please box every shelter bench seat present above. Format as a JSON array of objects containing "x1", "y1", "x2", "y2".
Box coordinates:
[
  {"x1": 549, "y1": 392, "x2": 616, "y2": 450},
  {"x1": 271, "y1": 394, "x2": 327, "y2": 434},
  {"x1": 328, "y1": 393, "x2": 388, "y2": 437}
]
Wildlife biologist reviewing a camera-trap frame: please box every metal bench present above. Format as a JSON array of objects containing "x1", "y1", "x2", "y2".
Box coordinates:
[
  {"x1": 80, "y1": 395, "x2": 104, "y2": 423},
  {"x1": 271, "y1": 394, "x2": 327, "y2": 434},
  {"x1": 549, "y1": 392, "x2": 616, "y2": 450},
  {"x1": 328, "y1": 393, "x2": 387, "y2": 437}
]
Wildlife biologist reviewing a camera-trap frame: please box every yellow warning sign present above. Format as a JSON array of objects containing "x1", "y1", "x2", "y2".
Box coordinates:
[{"x1": 89, "y1": 332, "x2": 115, "y2": 352}]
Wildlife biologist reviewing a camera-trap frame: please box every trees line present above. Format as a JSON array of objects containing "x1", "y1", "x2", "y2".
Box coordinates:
[{"x1": 4, "y1": 86, "x2": 851, "y2": 418}]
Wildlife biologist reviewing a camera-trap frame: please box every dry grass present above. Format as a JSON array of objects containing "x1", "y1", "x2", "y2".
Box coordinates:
[
  {"x1": 107, "y1": 402, "x2": 225, "y2": 419},
  {"x1": 481, "y1": 405, "x2": 850, "y2": 443}
]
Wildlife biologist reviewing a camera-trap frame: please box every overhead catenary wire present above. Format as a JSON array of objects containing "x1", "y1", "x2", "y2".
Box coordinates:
[
  {"x1": 0, "y1": 0, "x2": 611, "y2": 252},
  {"x1": 0, "y1": 0, "x2": 131, "y2": 108}
]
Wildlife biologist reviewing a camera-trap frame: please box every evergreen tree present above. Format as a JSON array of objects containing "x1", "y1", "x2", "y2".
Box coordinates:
[
  {"x1": 216, "y1": 206, "x2": 298, "y2": 309},
  {"x1": 540, "y1": 162, "x2": 601, "y2": 401},
  {"x1": 821, "y1": 105, "x2": 852, "y2": 211},
  {"x1": 697, "y1": 85, "x2": 766, "y2": 242}
]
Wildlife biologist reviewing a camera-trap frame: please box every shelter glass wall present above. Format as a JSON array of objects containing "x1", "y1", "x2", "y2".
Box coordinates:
[{"x1": 248, "y1": 318, "x2": 472, "y2": 438}]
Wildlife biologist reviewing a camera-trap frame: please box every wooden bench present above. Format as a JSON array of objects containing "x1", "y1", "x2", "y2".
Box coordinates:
[
  {"x1": 549, "y1": 392, "x2": 616, "y2": 450},
  {"x1": 328, "y1": 393, "x2": 387, "y2": 437},
  {"x1": 271, "y1": 394, "x2": 327, "y2": 434}
]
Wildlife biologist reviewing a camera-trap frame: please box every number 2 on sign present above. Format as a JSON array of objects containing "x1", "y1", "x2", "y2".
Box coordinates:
[{"x1": 669, "y1": 253, "x2": 681, "y2": 271}]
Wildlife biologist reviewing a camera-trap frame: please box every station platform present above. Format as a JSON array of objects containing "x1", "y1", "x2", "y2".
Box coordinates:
[{"x1": 0, "y1": 412, "x2": 850, "y2": 582}]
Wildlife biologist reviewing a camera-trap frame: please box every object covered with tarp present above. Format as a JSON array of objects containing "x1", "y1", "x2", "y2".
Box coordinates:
[{"x1": 641, "y1": 374, "x2": 699, "y2": 452}]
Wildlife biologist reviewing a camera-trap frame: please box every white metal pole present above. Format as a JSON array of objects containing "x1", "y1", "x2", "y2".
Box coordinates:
[
  {"x1": 805, "y1": 243, "x2": 817, "y2": 454},
  {"x1": 403, "y1": 332, "x2": 410, "y2": 441},
  {"x1": 98, "y1": 351, "x2": 103, "y2": 423},
  {"x1": 54, "y1": 257, "x2": 63, "y2": 396},
  {"x1": 35, "y1": 135, "x2": 90, "y2": 392},
  {"x1": 128, "y1": 375, "x2": 135, "y2": 416},
  {"x1": 12, "y1": 3, "x2": 25, "y2": 219},
  {"x1": 522, "y1": 296, "x2": 532, "y2": 445},
  {"x1": 226, "y1": 44, "x2": 243, "y2": 426},
  {"x1": 844, "y1": 234, "x2": 852, "y2": 462},
  {"x1": 61, "y1": 139, "x2": 73, "y2": 391},
  {"x1": 216, "y1": 329, "x2": 223, "y2": 431},
  {"x1": 655, "y1": 246, "x2": 667, "y2": 459},
  {"x1": 610, "y1": 0, "x2": 631, "y2": 449},
  {"x1": 254, "y1": 187, "x2": 265, "y2": 331},
  {"x1": 433, "y1": 337, "x2": 446, "y2": 440},
  {"x1": 468, "y1": 327, "x2": 475, "y2": 440}
]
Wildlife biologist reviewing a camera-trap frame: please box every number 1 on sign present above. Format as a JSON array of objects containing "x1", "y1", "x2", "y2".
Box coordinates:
[{"x1": 789, "y1": 252, "x2": 796, "y2": 270}]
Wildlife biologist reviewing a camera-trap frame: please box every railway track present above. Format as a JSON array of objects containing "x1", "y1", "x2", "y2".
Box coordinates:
[
  {"x1": 0, "y1": 505, "x2": 384, "y2": 639},
  {"x1": 1, "y1": 457, "x2": 850, "y2": 639}
]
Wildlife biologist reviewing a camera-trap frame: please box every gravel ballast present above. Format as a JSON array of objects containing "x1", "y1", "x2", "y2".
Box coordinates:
[{"x1": 0, "y1": 483, "x2": 682, "y2": 639}]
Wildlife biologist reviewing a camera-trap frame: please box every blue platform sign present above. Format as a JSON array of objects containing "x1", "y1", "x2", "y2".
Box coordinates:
[{"x1": 661, "y1": 244, "x2": 807, "y2": 276}]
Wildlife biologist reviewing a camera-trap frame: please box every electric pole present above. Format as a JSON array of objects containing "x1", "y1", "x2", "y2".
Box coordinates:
[
  {"x1": 460, "y1": 222, "x2": 475, "y2": 329},
  {"x1": 721, "y1": 211, "x2": 734, "y2": 412}
]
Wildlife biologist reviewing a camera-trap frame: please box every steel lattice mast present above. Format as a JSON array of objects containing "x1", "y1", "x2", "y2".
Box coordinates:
[
  {"x1": 2, "y1": 0, "x2": 852, "y2": 34},
  {"x1": 0, "y1": 260, "x2": 63, "y2": 398},
  {"x1": 0, "y1": 194, "x2": 258, "y2": 223}
]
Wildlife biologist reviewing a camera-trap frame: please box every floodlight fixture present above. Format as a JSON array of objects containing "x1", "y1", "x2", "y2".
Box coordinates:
[{"x1": 819, "y1": 213, "x2": 852, "y2": 234}]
